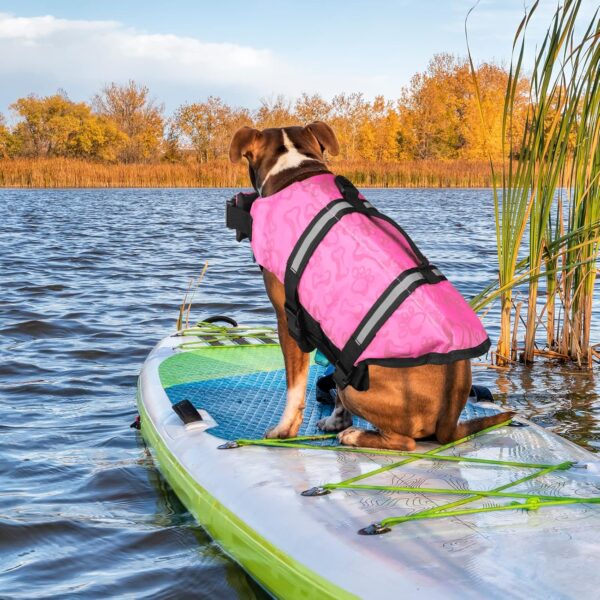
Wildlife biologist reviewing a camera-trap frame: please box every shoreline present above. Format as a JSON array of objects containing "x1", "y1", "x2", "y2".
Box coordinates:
[
  {"x1": 0, "y1": 158, "x2": 496, "y2": 189},
  {"x1": 0, "y1": 185, "x2": 497, "y2": 190}
]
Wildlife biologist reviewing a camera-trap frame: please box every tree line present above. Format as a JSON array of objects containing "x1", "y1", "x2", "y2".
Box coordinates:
[{"x1": 0, "y1": 54, "x2": 528, "y2": 165}]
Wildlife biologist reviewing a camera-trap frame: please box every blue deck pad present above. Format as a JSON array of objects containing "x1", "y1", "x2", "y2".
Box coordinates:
[{"x1": 165, "y1": 365, "x2": 500, "y2": 441}]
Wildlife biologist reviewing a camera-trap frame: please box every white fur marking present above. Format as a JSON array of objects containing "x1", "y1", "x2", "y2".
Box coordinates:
[{"x1": 260, "y1": 131, "x2": 319, "y2": 192}]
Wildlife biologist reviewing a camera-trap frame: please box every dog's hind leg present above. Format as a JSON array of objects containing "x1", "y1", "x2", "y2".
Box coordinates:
[
  {"x1": 337, "y1": 427, "x2": 416, "y2": 451},
  {"x1": 317, "y1": 394, "x2": 353, "y2": 432},
  {"x1": 264, "y1": 327, "x2": 309, "y2": 438}
]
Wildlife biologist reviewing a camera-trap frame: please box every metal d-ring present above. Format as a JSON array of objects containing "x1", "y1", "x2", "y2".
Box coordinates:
[
  {"x1": 358, "y1": 522, "x2": 392, "y2": 536},
  {"x1": 217, "y1": 441, "x2": 241, "y2": 450},
  {"x1": 301, "y1": 486, "x2": 332, "y2": 497}
]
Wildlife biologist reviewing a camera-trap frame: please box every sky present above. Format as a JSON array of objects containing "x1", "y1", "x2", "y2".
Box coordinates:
[{"x1": 0, "y1": 1, "x2": 588, "y2": 117}]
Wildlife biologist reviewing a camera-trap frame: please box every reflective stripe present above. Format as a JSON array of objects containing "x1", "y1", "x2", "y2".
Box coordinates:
[
  {"x1": 354, "y1": 271, "x2": 425, "y2": 346},
  {"x1": 290, "y1": 200, "x2": 353, "y2": 273}
]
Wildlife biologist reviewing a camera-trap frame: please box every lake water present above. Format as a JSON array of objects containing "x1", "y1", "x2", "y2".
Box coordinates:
[{"x1": 2, "y1": 187, "x2": 600, "y2": 598}]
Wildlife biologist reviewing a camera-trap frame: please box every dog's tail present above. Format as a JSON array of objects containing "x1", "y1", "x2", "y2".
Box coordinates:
[{"x1": 436, "y1": 410, "x2": 515, "y2": 444}]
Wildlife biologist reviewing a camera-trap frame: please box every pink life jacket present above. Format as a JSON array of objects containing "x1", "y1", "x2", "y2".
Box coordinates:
[{"x1": 227, "y1": 173, "x2": 490, "y2": 390}]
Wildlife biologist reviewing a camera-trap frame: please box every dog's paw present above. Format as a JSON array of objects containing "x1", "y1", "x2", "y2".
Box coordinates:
[
  {"x1": 317, "y1": 414, "x2": 352, "y2": 433},
  {"x1": 264, "y1": 423, "x2": 297, "y2": 439},
  {"x1": 337, "y1": 426, "x2": 364, "y2": 447}
]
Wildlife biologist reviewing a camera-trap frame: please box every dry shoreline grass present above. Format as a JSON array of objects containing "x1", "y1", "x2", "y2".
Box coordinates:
[{"x1": 0, "y1": 158, "x2": 495, "y2": 188}]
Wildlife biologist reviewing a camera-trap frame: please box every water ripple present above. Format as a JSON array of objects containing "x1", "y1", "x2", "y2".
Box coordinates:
[{"x1": 1, "y1": 187, "x2": 599, "y2": 597}]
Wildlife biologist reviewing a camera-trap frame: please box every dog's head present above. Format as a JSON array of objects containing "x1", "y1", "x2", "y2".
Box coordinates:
[{"x1": 229, "y1": 122, "x2": 339, "y2": 196}]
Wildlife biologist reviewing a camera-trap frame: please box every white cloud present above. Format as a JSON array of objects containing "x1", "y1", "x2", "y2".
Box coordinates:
[
  {"x1": 7, "y1": 4, "x2": 585, "y2": 116},
  {"x1": 0, "y1": 11, "x2": 425, "y2": 115},
  {"x1": 0, "y1": 13, "x2": 118, "y2": 39},
  {"x1": 0, "y1": 12, "x2": 290, "y2": 112}
]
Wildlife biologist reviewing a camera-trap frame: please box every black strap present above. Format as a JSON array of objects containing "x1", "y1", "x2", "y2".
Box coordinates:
[
  {"x1": 334, "y1": 175, "x2": 368, "y2": 210},
  {"x1": 365, "y1": 209, "x2": 428, "y2": 266},
  {"x1": 283, "y1": 176, "x2": 446, "y2": 388},
  {"x1": 283, "y1": 195, "x2": 372, "y2": 344},
  {"x1": 332, "y1": 265, "x2": 446, "y2": 388},
  {"x1": 283, "y1": 176, "x2": 424, "y2": 345},
  {"x1": 336, "y1": 175, "x2": 428, "y2": 266}
]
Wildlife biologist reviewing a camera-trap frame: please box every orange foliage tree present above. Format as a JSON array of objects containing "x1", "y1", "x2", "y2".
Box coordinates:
[
  {"x1": 1, "y1": 57, "x2": 528, "y2": 167},
  {"x1": 173, "y1": 97, "x2": 252, "y2": 162},
  {"x1": 10, "y1": 93, "x2": 126, "y2": 161},
  {"x1": 93, "y1": 80, "x2": 164, "y2": 163}
]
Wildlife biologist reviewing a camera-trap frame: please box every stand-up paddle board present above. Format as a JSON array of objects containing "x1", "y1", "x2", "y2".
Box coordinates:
[{"x1": 137, "y1": 320, "x2": 600, "y2": 599}]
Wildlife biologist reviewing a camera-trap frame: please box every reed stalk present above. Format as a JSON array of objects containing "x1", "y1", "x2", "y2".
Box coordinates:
[{"x1": 545, "y1": 193, "x2": 564, "y2": 348}]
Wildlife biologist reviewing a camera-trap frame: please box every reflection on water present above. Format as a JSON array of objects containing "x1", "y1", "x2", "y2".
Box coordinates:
[
  {"x1": 1, "y1": 187, "x2": 598, "y2": 597},
  {"x1": 480, "y1": 363, "x2": 600, "y2": 451}
]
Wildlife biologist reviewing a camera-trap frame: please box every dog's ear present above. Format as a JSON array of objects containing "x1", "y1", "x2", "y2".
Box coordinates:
[
  {"x1": 305, "y1": 121, "x2": 339, "y2": 156},
  {"x1": 229, "y1": 127, "x2": 261, "y2": 163}
]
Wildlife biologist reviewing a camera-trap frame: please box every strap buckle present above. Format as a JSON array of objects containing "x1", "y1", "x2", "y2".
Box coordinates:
[
  {"x1": 284, "y1": 303, "x2": 316, "y2": 352},
  {"x1": 332, "y1": 360, "x2": 352, "y2": 389},
  {"x1": 334, "y1": 175, "x2": 368, "y2": 213},
  {"x1": 420, "y1": 265, "x2": 442, "y2": 284}
]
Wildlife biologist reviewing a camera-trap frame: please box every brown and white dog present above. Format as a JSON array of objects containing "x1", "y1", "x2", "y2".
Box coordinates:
[{"x1": 229, "y1": 122, "x2": 513, "y2": 450}]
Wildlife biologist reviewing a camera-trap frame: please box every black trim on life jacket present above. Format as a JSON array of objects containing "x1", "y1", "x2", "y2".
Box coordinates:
[{"x1": 336, "y1": 176, "x2": 429, "y2": 266}]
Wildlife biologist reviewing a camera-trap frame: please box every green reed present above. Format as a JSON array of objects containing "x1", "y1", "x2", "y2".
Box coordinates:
[{"x1": 469, "y1": 0, "x2": 600, "y2": 367}]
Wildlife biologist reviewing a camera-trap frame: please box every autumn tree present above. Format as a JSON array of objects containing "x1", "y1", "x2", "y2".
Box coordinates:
[
  {"x1": 461, "y1": 62, "x2": 529, "y2": 161},
  {"x1": 397, "y1": 54, "x2": 527, "y2": 161},
  {"x1": 255, "y1": 95, "x2": 298, "y2": 129},
  {"x1": 377, "y1": 100, "x2": 401, "y2": 161},
  {"x1": 93, "y1": 80, "x2": 164, "y2": 162},
  {"x1": 10, "y1": 94, "x2": 126, "y2": 161},
  {"x1": 355, "y1": 96, "x2": 401, "y2": 161},
  {"x1": 0, "y1": 114, "x2": 17, "y2": 158},
  {"x1": 329, "y1": 93, "x2": 369, "y2": 160},
  {"x1": 174, "y1": 97, "x2": 252, "y2": 162},
  {"x1": 397, "y1": 54, "x2": 472, "y2": 159},
  {"x1": 161, "y1": 120, "x2": 183, "y2": 163},
  {"x1": 294, "y1": 93, "x2": 332, "y2": 124}
]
